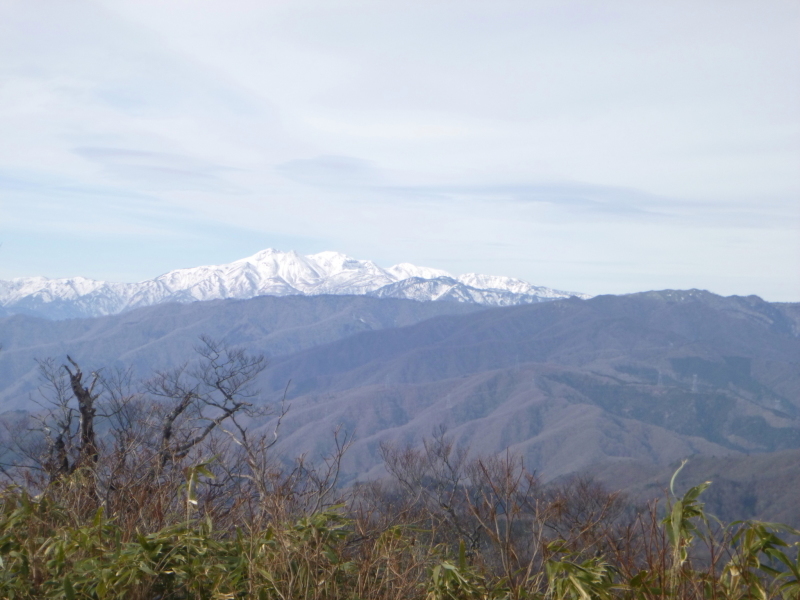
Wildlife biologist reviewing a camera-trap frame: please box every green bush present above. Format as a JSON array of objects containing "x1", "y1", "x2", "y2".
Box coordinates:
[{"x1": 0, "y1": 460, "x2": 798, "y2": 600}]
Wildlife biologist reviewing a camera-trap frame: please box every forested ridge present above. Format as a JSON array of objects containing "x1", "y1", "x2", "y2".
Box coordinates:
[{"x1": 0, "y1": 342, "x2": 798, "y2": 599}]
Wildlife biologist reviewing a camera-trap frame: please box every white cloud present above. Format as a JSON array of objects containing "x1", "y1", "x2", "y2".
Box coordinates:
[{"x1": 0, "y1": 0, "x2": 798, "y2": 300}]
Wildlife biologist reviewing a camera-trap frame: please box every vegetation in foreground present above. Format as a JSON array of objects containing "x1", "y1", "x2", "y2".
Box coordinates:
[{"x1": 0, "y1": 341, "x2": 797, "y2": 599}]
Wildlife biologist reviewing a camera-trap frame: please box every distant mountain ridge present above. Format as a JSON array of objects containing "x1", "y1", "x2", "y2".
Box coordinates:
[
  {"x1": 1, "y1": 289, "x2": 798, "y2": 523},
  {"x1": 2, "y1": 288, "x2": 797, "y2": 486},
  {"x1": 0, "y1": 249, "x2": 588, "y2": 319}
]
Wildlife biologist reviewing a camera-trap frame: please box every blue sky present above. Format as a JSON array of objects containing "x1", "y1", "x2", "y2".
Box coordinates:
[{"x1": 1, "y1": 0, "x2": 798, "y2": 300}]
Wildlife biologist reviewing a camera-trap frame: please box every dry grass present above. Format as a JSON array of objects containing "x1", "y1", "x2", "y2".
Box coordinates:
[{"x1": 0, "y1": 442, "x2": 798, "y2": 599}]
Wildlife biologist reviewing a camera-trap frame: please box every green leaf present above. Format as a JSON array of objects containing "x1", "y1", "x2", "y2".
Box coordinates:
[
  {"x1": 63, "y1": 575, "x2": 76, "y2": 600},
  {"x1": 684, "y1": 481, "x2": 711, "y2": 504},
  {"x1": 432, "y1": 564, "x2": 441, "y2": 585},
  {"x1": 669, "y1": 459, "x2": 689, "y2": 497}
]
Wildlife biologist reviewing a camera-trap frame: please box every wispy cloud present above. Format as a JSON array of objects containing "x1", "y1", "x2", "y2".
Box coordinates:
[
  {"x1": 275, "y1": 157, "x2": 796, "y2": 230},
  {"x1": 73, "y1": 147, "x2": 244, "y2": 193},
  {"x1": 276, "y1": 155, "x2": 383, "y2": 188}
]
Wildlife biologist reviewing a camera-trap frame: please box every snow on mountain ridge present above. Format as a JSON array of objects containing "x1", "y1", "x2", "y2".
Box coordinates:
[
  {"x1": 386, "y1": 263, "x2": 452, "y2": 281},
  {"x1": 0, "y1": 249, "x2": 588, "y2": 319}
]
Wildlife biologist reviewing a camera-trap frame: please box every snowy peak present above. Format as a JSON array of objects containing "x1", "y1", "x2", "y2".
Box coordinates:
[
  {"x1": 456, "y1": 273, "x2": 572, "y2": 299},
  {"x1": 386, "y1": 263, "x2": 452, "y2": 281},
  {"x1": 0, "y1": 249, "x2": 589, "y2": 319},
  {"x1": 369, "y1": 276, "x2": 573, "y2": 306}
]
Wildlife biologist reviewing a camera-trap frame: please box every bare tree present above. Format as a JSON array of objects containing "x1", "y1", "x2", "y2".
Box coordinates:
[
  {"x1": 377, "y1": 429, "x2": 628, "y2": 599},
  {"x1": 0, "y1": 356, "x2": 95, "y2": 484},
  {"x1": 381, "y1": 426, "x2": 482, "y2": 551},
  {"x1": 145, "y1": 335, "x2": 271, "y2": 470},
  {"x1": 0, "y1": 338, "x2": 279, "y2": 505},
  {"x1": 63, "y1": 355, "x2": 100, "y2": 467}
]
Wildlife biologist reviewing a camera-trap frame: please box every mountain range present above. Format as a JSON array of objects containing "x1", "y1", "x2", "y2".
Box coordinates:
[
  {"x1": 1, "y1": 287, "x2": 799, "y2": 522},
  {"x1": 0, "y1": 249, "x2": 587, "y2": 320},
  {"x1": 0, "y1": 252, "x2": 798, "y2": 524},
  {"x1": 253, "y1": 290, "x2": 800, "y2": 482}
]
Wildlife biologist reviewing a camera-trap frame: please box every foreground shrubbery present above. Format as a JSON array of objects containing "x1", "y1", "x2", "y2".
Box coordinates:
[
  {"x1": 0, "y1": 456, "x2": 798, "y2": 599},
  {"x1": 0, "y1": 344, "x2": 797, "y2": 598}
]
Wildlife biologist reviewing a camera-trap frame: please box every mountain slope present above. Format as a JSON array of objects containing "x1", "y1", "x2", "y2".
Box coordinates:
[
  {"x1": 0, "y1": 249, "x2": 587, "y2": 319},
  {"x1": 1, "y1": 289, "x2": 797, "y2": 522},
  {"x1": 251, "y1": 290, "x2": 800, "y2": 482},
  {"x1": 585, "y1": 448, "x2": 800, "y2": 526},
  {"x1": 0, "y1": 294, "x2": 485, "y2": 412}
]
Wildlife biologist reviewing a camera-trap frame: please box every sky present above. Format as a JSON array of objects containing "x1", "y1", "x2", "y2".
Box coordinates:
[{"x1": 0, "y1": 1, "x2": 798, "y2": 300}]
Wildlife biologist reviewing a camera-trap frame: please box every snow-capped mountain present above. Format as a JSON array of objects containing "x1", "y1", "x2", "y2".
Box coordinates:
[{"x1": 0, "y1": 249, "x2": 589, "y2": 320}]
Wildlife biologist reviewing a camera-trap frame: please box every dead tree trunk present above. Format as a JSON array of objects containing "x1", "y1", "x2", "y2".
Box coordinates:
[
  {"x1": 63, "y1": 356, "x2": 99, "y2": 468},
  {"x1": 48, "y1": 432, "x2": 70, "y2": 480},
  {"x1": 158, "y1": 391, "x2": 194, "y2": 468}
]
